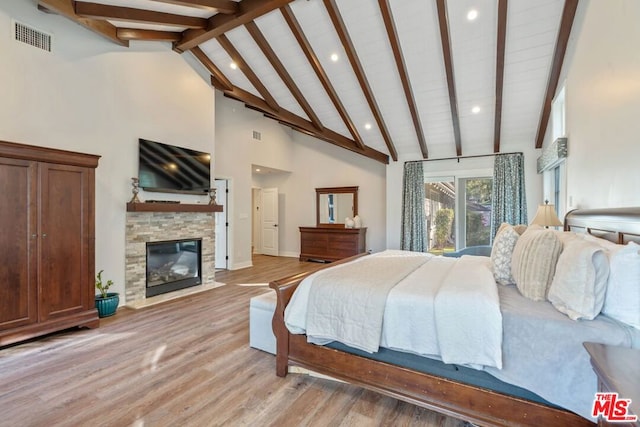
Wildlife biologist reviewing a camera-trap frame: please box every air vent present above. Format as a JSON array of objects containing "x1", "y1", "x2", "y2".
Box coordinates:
[
  {"x1": 13, "y1": 21, "x2": 52, "y2": 52},
  {"x1": 252, "y1": 130, "x2": 262, "y2": 141}
]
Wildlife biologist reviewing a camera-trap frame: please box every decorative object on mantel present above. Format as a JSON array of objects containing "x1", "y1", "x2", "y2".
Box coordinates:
[
  {"x1": 95, "y1": 270, "x2": 119, "y2": 318},
  {"x1": 209, "y1": 188, "x2": 218, "y2": 205},
  {"x1": 530, "y1": 200, "x2": 563, "y2": 229},
  {"x1": 345, "y1": 217, "x2": 355, "y2": 228},
  {"x1": 353, "y1": 215, "x2": 362, "y2": 228},
  {"x1": 537, "y1": 137, "x2": 568, "y2": 173},
  {"x1": 129, "y1": 177, "x2": 142, "y2": 203}
]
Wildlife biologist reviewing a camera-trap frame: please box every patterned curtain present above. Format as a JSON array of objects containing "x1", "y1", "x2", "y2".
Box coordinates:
[
  {"x1": 491, "y1": 153, "x2": 528, "y2": 239},
  {"x1": 401, "y1": 162, "x2": 426, "y2": 252}
]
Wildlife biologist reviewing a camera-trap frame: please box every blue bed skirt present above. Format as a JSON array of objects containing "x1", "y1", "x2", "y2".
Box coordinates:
[{"x1": 326, "y1": 341, "x2": 557, "y2": 408}]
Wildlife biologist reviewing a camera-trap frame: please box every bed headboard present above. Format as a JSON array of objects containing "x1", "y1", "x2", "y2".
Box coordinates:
[{"x1": 564, "y1": 207, "x2": 640, "y2": 244}]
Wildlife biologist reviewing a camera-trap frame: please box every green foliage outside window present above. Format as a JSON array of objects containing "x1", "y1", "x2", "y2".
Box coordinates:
[
  {"x1": 434, "y1": 208, "x2": 454, "y2": 249},
  {"x1": 466, "y1": 211, "x2": 490, "y2": 246}
]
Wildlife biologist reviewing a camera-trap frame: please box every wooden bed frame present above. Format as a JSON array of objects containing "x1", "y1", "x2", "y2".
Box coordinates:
[{"x1": 269, "y1": 207, "x2": 640, "y2": 427}]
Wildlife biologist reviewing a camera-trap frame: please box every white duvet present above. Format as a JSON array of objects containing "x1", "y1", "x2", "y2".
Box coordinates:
[{"x1": 285, "y1": 250, "x2": 503, "y2": 369}]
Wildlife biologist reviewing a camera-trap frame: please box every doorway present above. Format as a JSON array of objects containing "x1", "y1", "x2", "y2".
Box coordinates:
[{"x1": 251, "y1": 187, "x2": 279, "y2": 256}]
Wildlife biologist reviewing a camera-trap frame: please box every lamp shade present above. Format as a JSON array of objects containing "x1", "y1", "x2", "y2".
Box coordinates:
[{"x1": 531, "y1": 204, "x2": 563, "y2": 227}]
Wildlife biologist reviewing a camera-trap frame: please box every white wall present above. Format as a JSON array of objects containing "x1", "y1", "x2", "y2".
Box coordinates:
[
  {"x1": 0, "y1": 1, "x2": 215, "y2": 298},
  {"x1": 544, "y1": 0, "x2": 640, "y2": 209},
  {"x1": 215, "y1": 93, "x2": 387, "y2": 267}
]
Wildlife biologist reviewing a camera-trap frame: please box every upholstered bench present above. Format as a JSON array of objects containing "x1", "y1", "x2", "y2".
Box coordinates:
[{"x1": 249, "y1": 290, "x2": 277, "y2": 354}]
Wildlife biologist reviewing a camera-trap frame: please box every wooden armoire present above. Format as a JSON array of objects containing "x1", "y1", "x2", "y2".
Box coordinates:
[{"x1": 0, "y1": 140, "x2": 100, "y2": 347}]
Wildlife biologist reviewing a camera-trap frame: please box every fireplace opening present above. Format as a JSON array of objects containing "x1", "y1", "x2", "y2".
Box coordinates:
[{"x1": 146, "y1": 239, "x2": 202, "y2": 297}]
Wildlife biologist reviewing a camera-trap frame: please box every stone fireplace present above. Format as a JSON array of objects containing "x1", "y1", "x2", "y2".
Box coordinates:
[{"x1": 125, "y1": 210, "x2": 215, "y2": 305}]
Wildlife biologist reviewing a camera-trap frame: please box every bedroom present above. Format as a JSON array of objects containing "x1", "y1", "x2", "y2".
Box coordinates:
[
  {"x1": 1, "y1": 0, "x2": 639, "y2": 281},
  {"x1": 0, "y1": 0, "x2": 638, "y2": 425}
]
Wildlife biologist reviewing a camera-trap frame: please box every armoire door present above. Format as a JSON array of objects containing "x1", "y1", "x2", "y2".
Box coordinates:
[
  {"x1": 0, "y1": 158, "x2": 38, "y2": 331},
  {"x1": 38, "y1": 163, "x2": 90, "y2": 322}
]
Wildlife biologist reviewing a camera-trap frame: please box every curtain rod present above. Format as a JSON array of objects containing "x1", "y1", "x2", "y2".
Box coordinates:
[{"x1": 404, "y1": 151, "x2": 523, "y2": 164}]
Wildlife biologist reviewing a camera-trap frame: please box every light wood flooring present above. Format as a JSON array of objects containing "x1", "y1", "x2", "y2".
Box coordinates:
[{"x1": 0, "y1": 255, "x2": 467, "y2": 427}]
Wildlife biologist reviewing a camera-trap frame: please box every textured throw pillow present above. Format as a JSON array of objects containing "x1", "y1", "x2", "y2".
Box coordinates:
[
  {"x1": 511, "y1": 227, "x2": 562, "y2": 301},
  {"x1": 548, "y1": 240, "x2": 610, "y2": 320},
  {"x1": 491, "y1": 224, "x2": 519, "y2": 285},
  {"x1": 602, "y1": 242, "x2": 640, "y2": 329}
]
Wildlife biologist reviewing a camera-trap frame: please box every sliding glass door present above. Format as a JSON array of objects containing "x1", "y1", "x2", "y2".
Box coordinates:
[
  {"x1": 462, "y1": 177, "x2": 493, "y2": 247},
  {"x1": 425, "y1": 176, "x2": 492, "y2": 254}
]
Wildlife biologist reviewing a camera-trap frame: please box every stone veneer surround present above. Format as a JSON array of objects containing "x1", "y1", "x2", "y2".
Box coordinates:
[{"x1": 125, "y1": 211, "x2": 215, "y2": 304}]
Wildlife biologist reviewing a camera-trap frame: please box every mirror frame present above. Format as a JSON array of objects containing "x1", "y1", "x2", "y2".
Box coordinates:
[{"x1": 316, "y1": 186, "x2": 358, "y2": 228}]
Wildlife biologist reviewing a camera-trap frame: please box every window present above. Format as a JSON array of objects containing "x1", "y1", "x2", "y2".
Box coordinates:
[
  {"x1": 545, "y1": 85, "x2": 567, "y2": 216},
  {"x1": 425, "y1": 175, "x2": 493, "y2": 254}
]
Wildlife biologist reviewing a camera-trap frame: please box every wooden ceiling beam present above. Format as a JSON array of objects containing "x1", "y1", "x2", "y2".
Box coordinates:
[
  {"x1": 436, "y1": 0, "x2": 462, "y2": 157},
  {"x1": 196, "y1": 53, "x2": 361, "y2": 158},
  {"x1": 210, "y1": 75, "x2": 231, "y2": 92},
  {"x1": 75, "y1": 2, "x2": 208, "y2": 29},
  {"x1": 117, "y1": 28, "x2": 182, "y2": 42},
  {"x1": 493, "y1": 0, "x2": 508, "y2": 153},
  {"x1": 535, "y1": 0, "x2": 579, "y2": 149},
  {"x1": 149, "y1": 0, "x2": 239, "y2": 14},
  {"x1": 222, "y1": 85, "x2": 388, "y2": 164},
  {"x1": 175, "y1": 0, "x2": 294, "y2": 52},
  {"x1": 216, "y1": 34, "x2": 280, "y2": 112},
  {"x1": 37, "y1": 0, "x2": 128, "y2": 47},
  {"x1": 193, "y1": 47, "x2": 234, "y2": 91},
  {"x1": 281, "y1": 5, "x2": 365, "y2": 151},
  {"x1": 378, "y1": 0, "x2": 428, "y2": 159},
  {"x1": 324, "y1": 0, "x2": 398, "y2": 161},
  {"x1": 245, "y1": 21, "x2": 324, "y2": 132}
]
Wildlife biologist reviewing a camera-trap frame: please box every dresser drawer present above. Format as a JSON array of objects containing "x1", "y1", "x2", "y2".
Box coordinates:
[{"x1": 299, "y1": 227, "x2": 367, "y2": 262}]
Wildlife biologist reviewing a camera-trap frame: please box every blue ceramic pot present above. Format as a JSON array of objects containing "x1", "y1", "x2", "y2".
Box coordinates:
[{"x1": 95, "y1": 293, "x2": 119, "y2": 318}]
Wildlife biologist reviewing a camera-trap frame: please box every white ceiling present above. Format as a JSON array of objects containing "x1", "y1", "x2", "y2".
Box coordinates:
[{"x1": 43, "y1": 0, "x2": 575, "y2": 163}]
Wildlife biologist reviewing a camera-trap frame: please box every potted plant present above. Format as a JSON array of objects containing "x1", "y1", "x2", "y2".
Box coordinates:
[{"x1": 95, "y1": 270, "x2": 119, "y2": 318}]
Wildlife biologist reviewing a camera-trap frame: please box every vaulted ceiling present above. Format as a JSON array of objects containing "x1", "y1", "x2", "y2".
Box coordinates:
[{"x1": 38, "y1": 0, "x2": 579, "y2": 164}]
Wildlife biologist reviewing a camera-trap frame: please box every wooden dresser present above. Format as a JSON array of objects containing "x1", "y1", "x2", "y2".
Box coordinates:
[{"x1": 299, "y1": 227, "x2": 367, "y2": 262}]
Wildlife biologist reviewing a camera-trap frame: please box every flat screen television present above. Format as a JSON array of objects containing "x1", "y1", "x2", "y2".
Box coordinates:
[{"x1": 138, "y1": 138, "x2": 211, "y2": 194}]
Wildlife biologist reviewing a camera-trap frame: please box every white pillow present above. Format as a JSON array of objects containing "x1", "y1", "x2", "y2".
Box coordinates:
[
  {"x1": 548, "y1": 240, "x2": 610, "y2": 320},
  {"x1": 511, "y1": 226, "x2": 562, "y2": 301},
  {"x1": 491, "y1": 224, "x2": 519, "y2": 285},
  {"x1": 553, "y1": 230, "x2": 585, "y2": 246},
  {"x1": 602, "y1": 242, "x2": 640, "y2": 329}
]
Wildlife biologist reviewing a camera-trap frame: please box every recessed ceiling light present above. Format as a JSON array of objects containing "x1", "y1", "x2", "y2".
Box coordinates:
[
  {"x1": 255, "y1": 168, "x2": 261, "y2": 172},
  {"x1": 364, "y1": 123, "x2": 372, "y2": 130},
  {"x1": 467, "y1": 9, "x2": 478, "y2": 21},
  {"x1": 472, "y1": 106, "x2": 481, "y2": 114},
  {"x1": 229, "y1": 61, "x2": 238, "y2": 70},
  {"x1": 330, "y1": 53, "x2": 339, "y2": 62}
]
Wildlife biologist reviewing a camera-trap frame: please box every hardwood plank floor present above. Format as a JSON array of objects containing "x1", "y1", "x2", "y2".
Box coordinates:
[{"x1": 0, "y1": 255, "x2": 467, "y2": 427}]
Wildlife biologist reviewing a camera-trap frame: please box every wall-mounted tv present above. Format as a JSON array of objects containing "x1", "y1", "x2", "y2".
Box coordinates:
[{"x1": 138, "y1": 138, "x2": 211, "y2": 194}]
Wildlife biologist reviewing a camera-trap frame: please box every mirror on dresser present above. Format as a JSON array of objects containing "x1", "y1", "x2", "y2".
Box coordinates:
[
  {"x1": 302, "y1": 186, "x2": 365, "y2": 262},
  {"x1": 316, "y1": 186, "x2": 358, "y2": 228}
]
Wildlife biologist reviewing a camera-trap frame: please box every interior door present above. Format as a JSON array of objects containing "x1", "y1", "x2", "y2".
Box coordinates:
[
  {"x1": 261, "y1": 187, "x2": 279, "y2": 256},
  {"x1": 214, "y1": 179, "x2": 228, "y2": 269}
]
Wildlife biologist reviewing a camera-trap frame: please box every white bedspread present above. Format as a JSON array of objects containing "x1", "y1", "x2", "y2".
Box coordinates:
[
  {"x1": 285, "y1": 250, "x2": 503, "y2": 368},
  {"x1": 306, "y1": 252, "x2": 429, "y2": 353}
]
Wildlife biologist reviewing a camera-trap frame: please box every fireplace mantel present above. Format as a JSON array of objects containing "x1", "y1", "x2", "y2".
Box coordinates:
[{"x1": 126, "y1": 202, "x2": 223, "y2": 213}]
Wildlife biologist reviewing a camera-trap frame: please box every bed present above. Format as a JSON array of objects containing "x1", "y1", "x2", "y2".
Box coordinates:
[{"x1": 269, "y1": 207, "x2": 640, "y2": 426}]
